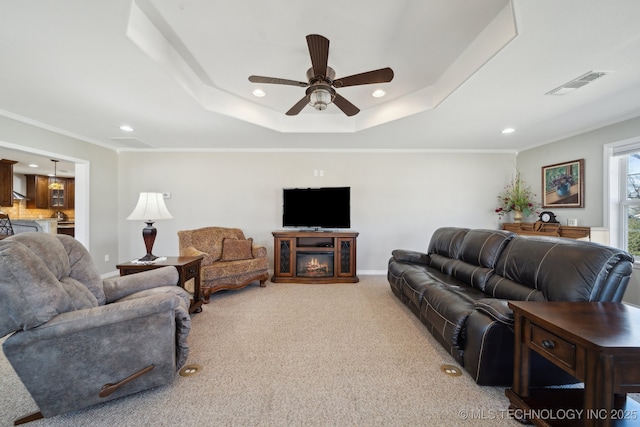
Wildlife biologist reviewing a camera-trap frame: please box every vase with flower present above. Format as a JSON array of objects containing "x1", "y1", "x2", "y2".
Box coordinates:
[
  {"x1": 551, "y1": 173, "x2": 574, "y2": 197},
  {"x1": 495, "y1": 172, "x2": 539, "y2": 223}
]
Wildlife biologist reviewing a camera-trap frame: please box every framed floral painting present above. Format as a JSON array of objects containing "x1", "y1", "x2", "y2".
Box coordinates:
[{"x1": 542, "y1": 159, "x2": 584, "y2": 208}]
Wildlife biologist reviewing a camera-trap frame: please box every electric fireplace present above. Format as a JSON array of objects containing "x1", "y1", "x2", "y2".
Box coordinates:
[{"x1": 296, "y1": 252, "x2": 334, "y2": 277}]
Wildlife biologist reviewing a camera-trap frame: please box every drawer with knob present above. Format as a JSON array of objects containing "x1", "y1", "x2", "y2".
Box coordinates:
[{"x1": 530, "y1": 324, "x2": 576, "y2": 369}]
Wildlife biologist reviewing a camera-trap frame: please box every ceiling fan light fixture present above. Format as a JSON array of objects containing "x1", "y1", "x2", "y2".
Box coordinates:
[
  {"x1": 309, "y1": 88, "x2": 333, "y2": 111},
  {"x1": 372, "y1": 89, "x2": 386, "y2": 98},
  {"x1": 248, "y1": 35, "x2": 393, "y2": 116}
]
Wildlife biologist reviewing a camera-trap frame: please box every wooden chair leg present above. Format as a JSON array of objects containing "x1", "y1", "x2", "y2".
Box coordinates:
[
  {"x1": 14, "y1": 411, "x2": 44, "y2": 425},
  {"x1": 202, "y1": 287, "x2": 212, "y2": 303}
]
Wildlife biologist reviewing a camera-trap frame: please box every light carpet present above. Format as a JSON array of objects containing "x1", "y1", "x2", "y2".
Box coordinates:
[{"x1": 1, "y1": 276, "x2": 523, "y2": 426}]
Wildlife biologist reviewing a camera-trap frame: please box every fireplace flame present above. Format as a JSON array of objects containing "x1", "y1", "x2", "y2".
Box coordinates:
[{"x1": 303, "y1": 257, "x2": 330, "y2": 275}]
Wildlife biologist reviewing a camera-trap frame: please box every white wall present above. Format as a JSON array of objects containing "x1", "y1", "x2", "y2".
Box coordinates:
[
  {"x1": 516, "y1": 116, "x2": 640, "y2": 227},
  {"x1": 516, "y1": 116, "x2": 640, "y2": 306},
  {"x1": 118, "y1": 151, "x2": 516, "y2": 273}
]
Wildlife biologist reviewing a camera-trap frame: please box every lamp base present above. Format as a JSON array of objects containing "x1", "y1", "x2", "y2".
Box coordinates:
[
  {"x1": 137, "y1": 253, "x2": 159, "y2": 262},
  {"x1": 139, "y1": 221, "x2": 159, "y2": 262}
]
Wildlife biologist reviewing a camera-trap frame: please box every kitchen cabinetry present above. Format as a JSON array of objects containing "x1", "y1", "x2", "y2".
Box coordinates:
[
  {"x1": 65, "y1": 178, "x2": 74, "y2": 209},
  {"x1": 26, "y1": 175, "x2": 75, "y2": 209},
  {"x1": 0, "y1": 159, "x2": 18, "y2": 207},
  {"x1": 26, "y1": 174, "x2": 49, "y2": 209}
]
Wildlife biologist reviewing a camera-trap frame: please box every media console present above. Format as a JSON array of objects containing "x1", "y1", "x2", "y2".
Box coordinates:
[{"x1": 272, "y1": 230, "x2": 359, "y2": 283}]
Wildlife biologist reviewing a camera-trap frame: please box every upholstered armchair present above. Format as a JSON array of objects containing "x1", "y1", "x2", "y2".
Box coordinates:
[
  {"x1": 0, "y1": 232, "x2": 191, "y2": 424},
  {"x1": 178, "y1": 226, "x2": 269, "y2": 301}
]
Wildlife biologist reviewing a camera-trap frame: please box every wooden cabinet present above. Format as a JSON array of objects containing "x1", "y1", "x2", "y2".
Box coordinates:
[
  {"x1": 65, "y1": 178, "x2": 75, "y2": 209},
  {"x1": 49, "y1": 180, "x2": 65, "y2": 209},
  {"x1": 26, "y1": 174, "x2": 50, "y2": 209},
  {"x1": 0, "y1": 159, "x2": 17, "y2": 207},
  {"x1": 26, "y1": 175, "x2": 74, "y2": 209},
  {"x1": 56, "y1": 225, "x2": 75, "y2": 237},
  {"x1": 272, "y1": 230, "x2": 359, "y2": 283},
  {"x1": 506, "y1": 301, "x2": 640, "y2": 426}
]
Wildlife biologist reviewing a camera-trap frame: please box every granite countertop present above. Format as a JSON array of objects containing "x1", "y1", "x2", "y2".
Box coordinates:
[{"x1": 12, "y1": 218, "x2": 75, "y2": 227}]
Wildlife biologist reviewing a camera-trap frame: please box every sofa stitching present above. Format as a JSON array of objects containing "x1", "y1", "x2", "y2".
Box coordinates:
[
  {"x1": 534, "y1": 243, "x2": 559, "y2": 290},
  {"x1": 424, "y1": 299, "x2": 464, "y2": 349},
  {"x1": 477, "y1": 234, "x2": 492, "y2": 265},
  {"x1": 475, "y1": 301, "x2": 513, "y2": 325},
  {"x1": 490, "y1": 277, "x2": 503, "y2": 297},
  {"x1": 474, "y1": 320, "x2": 497, "y2": 382},
  {"x1": 499, "y1": 240, "x2": 515, "y2": 276},
  {"x1": 470, "y1": 265, "x2": 478, "y2": 287},
  {"x1": 525, "y1": 289, "x2": 538, "y2": 301}
]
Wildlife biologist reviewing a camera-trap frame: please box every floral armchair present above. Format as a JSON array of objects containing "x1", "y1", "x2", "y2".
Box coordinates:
[{"x1": 178, "y1": 226, "x2": 269, "y2": 301}]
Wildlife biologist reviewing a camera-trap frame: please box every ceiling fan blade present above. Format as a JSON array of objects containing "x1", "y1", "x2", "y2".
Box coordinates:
[
  {"x1": 333, "y1": 67, "x2": 394, "y2": 88},
  {"x1": 285, "y1": 96, "x2": 309, "y2": 116},
  {"x1": 333, "y1": 93, "x2": 360, "y2": 116},
  {"x1": 306, "y1": 34, "x2": 329, "y2": 78},
  {"x1": 248, "y1": 75, "x2": 308, "y2": 87}
]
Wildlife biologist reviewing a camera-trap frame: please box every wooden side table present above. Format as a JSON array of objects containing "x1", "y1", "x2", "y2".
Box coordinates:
[
  {"x1": 116, "y1": 256, "x2": 204, "y2": 314},
  {"x1": 506, "y1": 301, "x2": 640, "y2": 426}
]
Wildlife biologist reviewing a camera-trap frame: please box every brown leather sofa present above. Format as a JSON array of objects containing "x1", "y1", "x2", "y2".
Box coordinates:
[
  {"x1": 178, "y1": 226, "x2": 268, "y2": 301},
  {"x1": 387, "y1": 227, "x2": 634, "y2": 386}
]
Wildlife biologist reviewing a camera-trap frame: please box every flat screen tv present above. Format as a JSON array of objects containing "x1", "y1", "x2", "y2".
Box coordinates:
[{"x1": 282, "y1": 187, "x2": 350, "y2": 229}]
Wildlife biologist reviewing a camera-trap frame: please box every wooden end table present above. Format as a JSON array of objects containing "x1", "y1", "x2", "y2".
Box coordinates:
[
  {"x1": 116, "y1": 256, "x2": 204, "y2": 314},
  {"x1": 506, "y1": 301, "x2": 640, "y2": 426}
]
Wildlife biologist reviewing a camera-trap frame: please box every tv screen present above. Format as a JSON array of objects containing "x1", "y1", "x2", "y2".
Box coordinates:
[{"x1": 282, "y1": 187, "x2": 350, "y2": 229}]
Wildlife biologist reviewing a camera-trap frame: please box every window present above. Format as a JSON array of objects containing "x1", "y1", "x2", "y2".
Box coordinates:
[
  {"x1": 608, "y1": 139, "x2": 640, "y2": 259},
  {"x1": 621, "y1": 153, "x2": 640, "y2": 257}
]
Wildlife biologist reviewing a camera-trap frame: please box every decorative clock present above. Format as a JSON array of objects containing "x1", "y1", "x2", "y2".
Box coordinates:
[{"x1": 539, "y1": 211, "x2": 559, "y2": 224}]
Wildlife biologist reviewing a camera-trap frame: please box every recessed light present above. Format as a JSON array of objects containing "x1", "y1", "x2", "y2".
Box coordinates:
[
  {"x1": 372, "y1": 89, "x2": 386, "y2": 98},
  {"x1": 501, "y1": 128, "x2": 515, "y2": 134},
  {"x1": 253, "y1": 89, "x2": 266, "y2": 97},
  {"x1": 28, "y1": 163, "x2": 39, "y2": 168},
  {"x1": 120, "y1": 125, "x2": 134, "y2": 132}
]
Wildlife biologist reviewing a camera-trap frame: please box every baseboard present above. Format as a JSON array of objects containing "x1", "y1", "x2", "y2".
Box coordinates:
[{"x1": 357, "y1": 270, "x2": 386, "y2": 275}]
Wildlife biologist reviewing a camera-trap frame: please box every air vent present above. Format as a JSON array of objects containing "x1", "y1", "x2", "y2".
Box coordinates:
[
  {"x1": 546, "y1": 71, "x2": 609, "y2": 96},
  {"x1": 108, "y1": 137, "x2": 155, "y2": 149}
]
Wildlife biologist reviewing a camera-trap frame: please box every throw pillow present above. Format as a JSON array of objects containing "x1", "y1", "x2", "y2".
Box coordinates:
[{"x1": 220, "y1": 238, "x2": 253, "y2": 261}]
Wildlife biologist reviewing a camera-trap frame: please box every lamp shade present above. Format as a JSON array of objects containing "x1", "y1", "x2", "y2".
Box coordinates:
[
  {"x1": 127, "y1": 193, "x2": 173, "y2": 221},
  {"x1": 309, "y1": 88, "x2": 332, "y2": 111}
]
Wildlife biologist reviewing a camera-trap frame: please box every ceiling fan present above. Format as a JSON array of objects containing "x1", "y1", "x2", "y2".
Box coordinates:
[{"x1": 248, "y1": 34, "x2": 394, "y2": 117}]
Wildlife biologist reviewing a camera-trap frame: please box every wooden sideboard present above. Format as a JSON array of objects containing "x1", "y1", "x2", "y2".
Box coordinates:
[{"x1": 502, "y1": 222, "x2": 591, "y2": 240}]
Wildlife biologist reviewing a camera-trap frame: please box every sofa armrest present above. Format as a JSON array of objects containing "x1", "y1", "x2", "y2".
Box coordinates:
[
  {"x1": 252, "y1": 245, "x2": 267, "y2": 259},
  {"x1": 102, "y1": 266, "x2": 179, "y2": 303},
  {"x1": 391, "y1": 249, "x2": 429, "y2": 265},
  {"x1": 2, "y1": 293, "x2": 189, "y2": 417},
  {"x1": 474, "y1": 298, "x2": 514, "y2": 326},
  {"x1": 10, "y1": 293, "x2": 182, "y2": 339}
]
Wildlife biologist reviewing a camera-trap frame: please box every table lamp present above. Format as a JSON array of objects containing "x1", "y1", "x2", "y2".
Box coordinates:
[{"x1": 127, "y1": 192, "x2": 173, "y2": 261}]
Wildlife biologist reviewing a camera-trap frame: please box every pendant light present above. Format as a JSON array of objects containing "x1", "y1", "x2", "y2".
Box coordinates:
[{"x1": 48, "y1": 159, "x2": 64, "y2": 190}]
